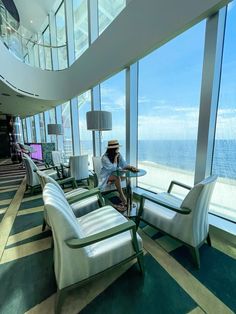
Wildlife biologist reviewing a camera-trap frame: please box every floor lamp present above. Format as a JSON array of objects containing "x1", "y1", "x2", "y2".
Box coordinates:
[
  {"x1": 86, "y1": 111, "x2": 112, "y2": 156},
  {"x1": 47, "y1": 123, "x2": 63, "y2": 150}
]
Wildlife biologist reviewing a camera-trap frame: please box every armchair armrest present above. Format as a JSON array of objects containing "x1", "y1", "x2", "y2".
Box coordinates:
[
  {"x1": 67, "y1": 188, "x2": 105, "y2": 206},
  {"x1": 139, "y1": 194, "x2": 191, "y2": 215},
  {"x1": 65, "y1": 220, "x2": 136, "y2": 249},
  {"x1": 36, "y1": 166, "x2": 57, "y2": 171},
  {"x1": 57, "y1": 176, "x2": 78, "y2": 189},
  {"x1": 167, "y1": 180, "x2": 192, "y2": 193}
]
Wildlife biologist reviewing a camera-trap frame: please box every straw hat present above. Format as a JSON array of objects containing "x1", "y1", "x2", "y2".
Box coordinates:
[{"x1": 107, "y1": 140, "x2": 121, "y2": 149}]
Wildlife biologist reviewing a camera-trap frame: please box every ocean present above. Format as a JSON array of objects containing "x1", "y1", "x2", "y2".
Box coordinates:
[
  {"x1": 81, "y1": 139, "x2": 236, "y2": 180},
  {"x1": 137, "y1": 140, "x2": 236, "y2": 180}
]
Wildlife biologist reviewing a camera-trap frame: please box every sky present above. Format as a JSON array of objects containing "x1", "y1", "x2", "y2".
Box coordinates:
[
  {"x1": 60, "y1": 2, "x2": 236, "y2": 144},
  {"x1": 94, "y1": 2, "x2": 236, "y2": 141}
]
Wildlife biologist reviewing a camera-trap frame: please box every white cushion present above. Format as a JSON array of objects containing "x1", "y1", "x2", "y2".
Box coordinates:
[{"x1": 65, "y1": 188, "x2": 88, "y2": 199}]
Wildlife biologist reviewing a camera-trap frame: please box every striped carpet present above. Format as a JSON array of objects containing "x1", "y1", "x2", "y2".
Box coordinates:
[{"x1": 0, "y1": 159, "x2": 235, "y2": 314}]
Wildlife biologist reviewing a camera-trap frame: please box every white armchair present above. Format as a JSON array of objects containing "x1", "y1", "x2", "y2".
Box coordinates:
[
  {"x1": 68, "y1": 155, "x2": 90, "y2": 185},
  {"x1": 22, "y1": 154, "x2": 59, "y2": 195},
  {"x1": 36, "y1": 170, "x2": 105, "y2": 231},
  {"x1": 136, "y1": 175, "x2": 217, "y2": 268},
  {"x1": 43, "y1": 183, "x2": 144, "y2": 313}
]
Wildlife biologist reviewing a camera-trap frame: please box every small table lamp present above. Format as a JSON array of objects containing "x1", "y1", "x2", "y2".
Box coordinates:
[{"x1": 86, "y1": 111, "x2": 112, "y2": 155}]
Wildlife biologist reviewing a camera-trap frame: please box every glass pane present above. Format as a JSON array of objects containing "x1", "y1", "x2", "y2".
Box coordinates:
[
  {"x1": 55, "y1": 3, "x2": 68, "y2": 69},
  {"x1": 6, "y1": 12, "x2": 22, "y2": 58},
  {"x1": 27, "y1": 42, "x2": 35, "y2": 66},
  {"x1": 39, "y1": 113, "x2": 46, "y2": 142},
  {"x1": 38, "y1": 34, "x2": 45, "y2": 69},
  {"x1": 73, "y1": 0, "x2": 89, "y2": 59},
  {"x1": 78, "y1": 91, "x2": 93, "y2": 164},
  {"x1": 29, "y1": 116, "x2": 36, "y2": 142},
  {"x1": 100, "y1": 71, "x2": 126, "y2": 156},
  {"x1": 138, "y1": 22, "x2": 205, "y2": 194},
  {"x1": 43, "y1": 26, "x2": 52, "y2": 70},
  {"x1": 15, "y1": 117, "x2": 23, "y2": 143},
  {"x1": 61, "y1": 102, "x2": 73, "y2": 157},
  {"x1": 48, "y1": 108, "x2": 56, "y2": 143},
  {"x1": 211, "y1": 3, "x2": 236, "y2": 222},
  {"x1": 22, "y1": 119, "x2": 27, "y2": 143},
  {"x1": 98, "y1": 0, "x2": 126, "y2": 35},
  {"x1": 33, "y1": 41, "x2": 40, "y2": 67}
]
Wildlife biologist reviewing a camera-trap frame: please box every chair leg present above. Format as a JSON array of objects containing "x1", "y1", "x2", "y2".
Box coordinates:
[
  {"x1": 135, "y1": 215, "x2": 141, "y2": 229},
  {"x1": 189, "y1": 247, "x2": 200, "y2": 269},
  {"x1": 30, "y1": 186, "x2": 34, "y2": 196},
  {"x1": 206, "y1": 233, "x2": 212, "y2": 247},
  {"x1": 55, "y1": 289, "x2": 66, "y2": 314},
  {"x1": 137, "y1": 253, "x2": 145, "y2": 275},
  {"x1": 42, "y1": 218, "x2": 46, "y2": 231},
  {"x1": 72, "y1": 178, "x2": 78, "y2": 189}
]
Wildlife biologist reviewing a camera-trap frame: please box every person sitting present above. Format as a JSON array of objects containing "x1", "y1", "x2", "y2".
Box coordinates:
[{"x1": 99, "y1": 139, "x2": 139, "y2": 212}]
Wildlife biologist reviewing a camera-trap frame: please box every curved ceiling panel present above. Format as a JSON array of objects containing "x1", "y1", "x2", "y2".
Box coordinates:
[{"x1": 0, "y1": 0, "x2": 229, "y2": 117}]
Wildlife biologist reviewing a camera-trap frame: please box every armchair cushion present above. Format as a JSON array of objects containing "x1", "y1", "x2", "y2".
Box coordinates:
[{"x1": 142, "y1": 193, "x2": 181, "y2": 231}]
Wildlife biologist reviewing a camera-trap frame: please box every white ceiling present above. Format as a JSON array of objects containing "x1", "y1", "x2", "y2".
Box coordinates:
[{"x1": 14, "y1": 0, "x2": 58, "y2": 33}]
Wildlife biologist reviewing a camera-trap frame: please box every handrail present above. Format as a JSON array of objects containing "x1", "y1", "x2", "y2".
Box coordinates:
[{"x1": 0, "y1": 4, "x2": 66, "y2": 49}]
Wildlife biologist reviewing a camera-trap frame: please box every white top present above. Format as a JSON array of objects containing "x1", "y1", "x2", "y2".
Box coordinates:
[{"x1": 99, "y1": 154, "x2": 127, "y2": 190}]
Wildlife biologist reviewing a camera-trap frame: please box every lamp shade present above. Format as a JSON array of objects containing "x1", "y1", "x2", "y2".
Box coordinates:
[
  {"x1": 86, "y1": 111, "x2": 112, "y2": 131},
  {"x1": 47, "y1": 124, "x2": 63, "y2": 135}
]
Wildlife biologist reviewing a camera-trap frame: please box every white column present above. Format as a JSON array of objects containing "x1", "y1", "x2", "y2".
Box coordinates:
[{"x1": 194, "y1": 8, "x2": 227, "y2": 184}]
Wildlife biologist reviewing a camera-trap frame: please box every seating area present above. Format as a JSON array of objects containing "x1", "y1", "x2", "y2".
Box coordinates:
[{"x1": 0, "y1": 158, "x2": 235, "y2": 314}]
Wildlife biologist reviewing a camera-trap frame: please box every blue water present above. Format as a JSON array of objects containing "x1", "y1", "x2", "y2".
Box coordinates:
[
  {"x1": 138, "y1": 140, "x2": 236, "y2": 180},
  {"x1": 80, "y1": 139, "x2": 236, "y2": 180}
]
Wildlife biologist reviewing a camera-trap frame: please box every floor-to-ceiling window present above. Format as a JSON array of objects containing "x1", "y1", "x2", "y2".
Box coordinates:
[
  {"x1": 38, "y1": 34, "x2": 45, "y2": 69},
  {"x1": 43, "y1": 26, "x2": 52, "y2": 70},
  {"x1": 211, "y1": 3, "x2": 236, "y2": 223},
  {"x1": 100, "y1": 71, "x2": 126, "y2": 156},
  {"x1": 137, "y1": 22, "x2": 206, "y2": 193},
  {"x1": 29, "y1": 116, "x2": 36, "y2": 142},
  {"x1": 47, "y1": 108, "x2": 57, "y2": 144},
  {"x1": 22, "y1": 119, "x2": 27, "y2": 143},
  {"x1": 73, "y1": 0, "x2": 89, "y2": 59},
  {"x1": 77, "y1": 91, "x2": 93, "y2": 163},
  {"x1": 39, "y1": 113, "x2": 46, "y2": 142},
  {"x1": 55, "y1": 2, "x2": 68, "y2": 69},
  {"x1": 33, "y1": 35, "x2": 40, "y2": 68},
  {"x1": 61, "y1": 102, "x2": 73, "y2": 157},
  {"x1": 98, "y1": 0, "x2": 126, "y2": 35}
]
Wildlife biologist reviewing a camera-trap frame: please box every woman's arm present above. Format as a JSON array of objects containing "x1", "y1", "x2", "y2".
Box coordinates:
[{"x1": 119, "y1": 155, "x2": 139, "y2": 172}]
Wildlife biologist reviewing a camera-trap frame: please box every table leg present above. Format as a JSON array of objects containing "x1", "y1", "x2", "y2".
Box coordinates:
[
  {"x1": 126, "y1": 177, "x2": 133, "y2": 216},
  {"x1": 126, "y1": 177, "x2": 132, "y2": 216}
]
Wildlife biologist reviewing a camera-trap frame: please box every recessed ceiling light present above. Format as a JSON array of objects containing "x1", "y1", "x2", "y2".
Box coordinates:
[
  {"x1": 30, "y1": 20, "x2": 33, "y2": 23},
  {"x1": 1, "y1": 93, "x2": 10, "y2": 96}
]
